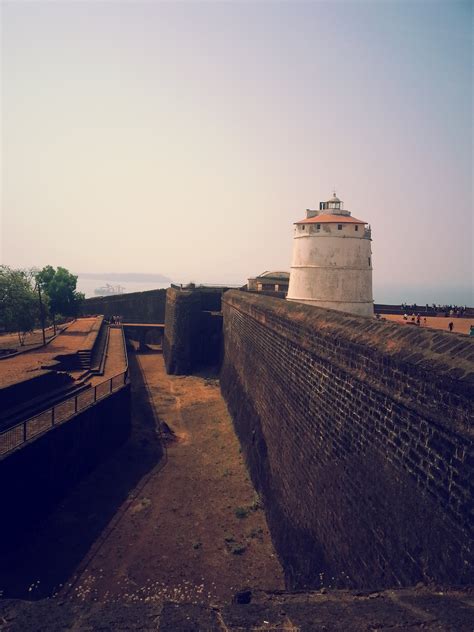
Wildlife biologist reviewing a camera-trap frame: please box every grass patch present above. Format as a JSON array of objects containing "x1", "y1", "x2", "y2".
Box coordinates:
[
  {"x1": 234, "y1": 506, "x2": 249, "y2": 519},
  {"x1": 250, "y1": 493, "x2": 262, "y2": 511},
  {"x1": 230, "y1": 543, "x2": 247, "y2": 555},
  {"x1": 248, "y1": 527, "x2": 264, "y2": 540}
]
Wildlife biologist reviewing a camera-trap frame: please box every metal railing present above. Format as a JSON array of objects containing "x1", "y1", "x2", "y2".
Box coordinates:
[{"x1": 0, "y1": 370, "x2": 129, "y2": 458}]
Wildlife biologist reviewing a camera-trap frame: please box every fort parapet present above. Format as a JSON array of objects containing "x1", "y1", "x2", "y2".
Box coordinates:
[
  {"x1": 83, "y1": 288, "x2": 167, "y2": 323},
  {"x1": 220, "y1": 291, "x2": 473, "y2": 589}
]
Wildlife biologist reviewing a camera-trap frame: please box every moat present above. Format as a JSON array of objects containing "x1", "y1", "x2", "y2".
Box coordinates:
[
  {"x1": 0, "y1": 288, "x2": 472, "y2": 630},
  {"x1": 0, "y1": 347, "x2": 283, "y2": 603}
]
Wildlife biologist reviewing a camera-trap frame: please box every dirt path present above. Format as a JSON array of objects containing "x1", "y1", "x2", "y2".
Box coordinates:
[
  {"x1": 0, "y1": 350, "x2": 283, "y2": 605},
  {"x1": 0, "y1": 326, "x2": 57, "y2": 352},
  {"x1": 0, "y1": 318, "x2": 102, "y2": 388},
  {"x1": 69, "y1": 351, "x2": 284, "y2": 605},
  {"x1": 383, "y1": 314, "x2": 473, "y2": 334}
]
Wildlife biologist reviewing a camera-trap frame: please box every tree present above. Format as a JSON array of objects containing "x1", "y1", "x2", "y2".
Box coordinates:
[
  {"x1": 0, "y1": 266, "x2": 39, "y2": 345},
  {"x1": 36, "y1": 266, "x2": 84, "y2": 330}
]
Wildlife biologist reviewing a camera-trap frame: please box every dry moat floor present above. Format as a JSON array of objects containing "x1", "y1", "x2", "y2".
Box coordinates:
[
  {"x1": 2, "y1": 348, "x2": 474, "y2": 630},
  {"x1": 0, "y1": 348, "x2": 284, "y2": 606}
]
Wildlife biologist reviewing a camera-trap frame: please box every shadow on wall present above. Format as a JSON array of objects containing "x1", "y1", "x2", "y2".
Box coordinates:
[
  {"x1": 0, "y1": 353, "x2": 164, "y2": 600},
  {"x1": 163, "y1": 287, "x2": 224, "y2": 375},
  {"x1": 220, "y1": 291, "x2": 473, "y2": 590}
]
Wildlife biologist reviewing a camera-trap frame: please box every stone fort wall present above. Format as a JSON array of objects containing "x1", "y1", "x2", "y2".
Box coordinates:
[
  {"x1": 163, "y1": 287, "x2": 202, "y2": 374},
  {"x1": 163, "y1": 287, "x2": 224, "y2": 374},
  {"x1": 83, "y1": 288, "x2": 167, "y2": 323},
  {"x1": 220, "y1": 290, "x2": 473, "y2": 589},
  {"x1": 0, "y1": 385, "x2": 131, "y2": 550}
]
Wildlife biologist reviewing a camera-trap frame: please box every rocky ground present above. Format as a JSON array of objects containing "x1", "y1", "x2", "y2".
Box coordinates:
[{"x1": 1, "y1": 585, "x2": 472, "y2": 631}]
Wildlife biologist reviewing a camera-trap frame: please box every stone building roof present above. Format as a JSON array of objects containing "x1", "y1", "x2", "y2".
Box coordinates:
[
  {"x1": 295, "y1": 214, "x2": 367, "y2": 225},
  {"x1": 258, "y1": 271, "x2": 290, "y2": 279}
]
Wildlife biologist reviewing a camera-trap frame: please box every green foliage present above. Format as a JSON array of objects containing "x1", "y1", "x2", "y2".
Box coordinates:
[
  {"x1": 36, "y1": 265, "x2": 84, "y2": 317},
  {"x1": 0, "y1": 266, "x2": 39, "y2": 342},
  {"x1": 248, "y1": 527, "x2": 264, "y2": 540},
  {"x1": 234, "y1": 506, "x2": 249, "y2": 519},
  {"x1": 250, "y1": 493, "x2": 262, "y2": 511}
]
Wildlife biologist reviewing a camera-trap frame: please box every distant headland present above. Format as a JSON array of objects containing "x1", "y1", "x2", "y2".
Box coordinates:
[{"x1": 78, "y1": 272, "x2": 172, "y2": 284}]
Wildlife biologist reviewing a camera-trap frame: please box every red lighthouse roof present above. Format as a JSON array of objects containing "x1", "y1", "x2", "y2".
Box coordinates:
[{"x1": 295, "y1": 214, "x2": 368, "y2": 225}]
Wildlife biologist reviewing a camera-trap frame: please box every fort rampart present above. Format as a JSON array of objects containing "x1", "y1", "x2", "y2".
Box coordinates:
[
  {"x1": 220, "y1": 291, "x2": 473, "y2": 589},
  {"x1": 83, "y1": 288, "x2": 167, "y2": 323},
  {"x1": 163, "y1": 287, "x2": 223, "y2": 374}
]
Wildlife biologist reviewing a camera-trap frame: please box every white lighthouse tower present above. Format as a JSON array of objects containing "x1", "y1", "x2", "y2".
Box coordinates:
[{"x1": 287, "y1": 193, "x2": 373, "y2": 317}]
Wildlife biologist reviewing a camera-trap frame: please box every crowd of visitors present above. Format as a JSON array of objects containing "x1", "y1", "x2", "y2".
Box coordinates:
[
  {"x1": 107, "y1": 315, "x2": 122, "y2": 325},
  {"x1": 402, "y1": 313, "x2": 427, "y2": 327}
]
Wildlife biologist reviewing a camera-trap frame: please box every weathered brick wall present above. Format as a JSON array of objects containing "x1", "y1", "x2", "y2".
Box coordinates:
[
  {"x1": 83, "y1": 289, "x2": 167, "y2": 323},
  {"x1": 163, "y1": 288, "x2": 224, "y2": 375},
  {"x1": 221, "y1": 291, "x2": 473, "y2": 590},
  {"x1": 163, "y1": 288, "x2": 202, "y2": 374}
]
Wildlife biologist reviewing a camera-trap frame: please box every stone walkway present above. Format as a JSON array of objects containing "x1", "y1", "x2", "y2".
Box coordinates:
[
  {"x1": 91, "y1": 327, "x2": 127, "y2": 387},
  {"x1": 383, "y1": 314, "x2": 472, "y2": 335},
  {"x1": 0, "y1": 318, "x2": 102, "y2": 389}
]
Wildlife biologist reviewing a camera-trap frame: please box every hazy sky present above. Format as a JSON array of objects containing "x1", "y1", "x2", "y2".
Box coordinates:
[{"x1": 1, "y1": 1, "x2": 472, "y2": 303}]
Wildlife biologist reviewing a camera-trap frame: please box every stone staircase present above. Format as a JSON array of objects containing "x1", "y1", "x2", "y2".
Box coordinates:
[
  {"x1": 51, "y1": 317, "x2": 107, "y2": 374},
  {"x1": 77, "y1": 349, "x2": 92, "y2": 369}
]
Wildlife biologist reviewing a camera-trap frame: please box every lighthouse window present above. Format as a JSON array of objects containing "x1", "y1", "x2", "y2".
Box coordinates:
[
  {"x1": 368, "y1": 257, "x2": 371, "y2": 266},
  {"x1": 337, "y1": 224, "x2": 342, "y2": 230},
  {"x1": 355, "y1": 225, "x2": 359, "y2": 232},
  {"x1": 316, "y1": 224, "x2": 320, "y2": 230},
  {"x1": 302, "y1": 225, "x2": 305, "y2": 230}
]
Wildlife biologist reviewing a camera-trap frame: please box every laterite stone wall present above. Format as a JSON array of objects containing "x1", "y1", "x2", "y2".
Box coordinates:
[
  {"x1": 84, "y1": 289, "x2": 167, "y2": 323},
  {"x1": 163, "y1": 288, "x2": 201, "y2": 374},
  {"x1": 163, "y1": 287, "x2": 225, "y2": 375},
  {"x1": 221, "y1": 291, "x2": 473, "y2": 590}
]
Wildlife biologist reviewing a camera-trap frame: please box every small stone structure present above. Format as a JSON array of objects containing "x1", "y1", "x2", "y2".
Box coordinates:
[{"x1": 247, "y1": 271, "x2": 290, "y2": 294}]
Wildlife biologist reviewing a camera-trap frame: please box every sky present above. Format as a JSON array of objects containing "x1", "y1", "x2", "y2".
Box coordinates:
[{"x1": 1, "y1": 0, "x2": 472, "y2": 304}]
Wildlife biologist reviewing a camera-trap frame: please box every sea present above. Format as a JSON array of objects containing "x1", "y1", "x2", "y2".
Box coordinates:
[
  {"x1": 76, "y1": 275, "x2": 472, "y2": 306},
  {"x1": 77, "y1": 277, "x2": 170, "y2": 299}
]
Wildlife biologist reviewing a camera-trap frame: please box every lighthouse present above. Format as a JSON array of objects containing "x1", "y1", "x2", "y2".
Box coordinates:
[{"x1": 287, "y1": 193, "x2": 374, "y2": 317}]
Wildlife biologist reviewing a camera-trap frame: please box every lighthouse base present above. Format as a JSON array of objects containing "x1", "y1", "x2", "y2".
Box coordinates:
[{"x1": 286, "y1": 297, "x2": 374, "y2": 318}]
